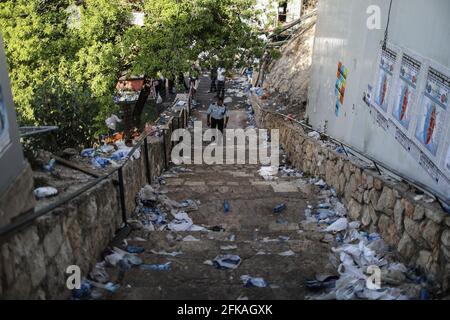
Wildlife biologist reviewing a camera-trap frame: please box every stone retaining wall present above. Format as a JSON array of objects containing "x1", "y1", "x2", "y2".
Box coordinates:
[
  {"x1": 252, "y1": 94, "x2": 450, "y2": 292},
  {"x1": 0, "y1": 116, "x2": 180, "y2": 299}
]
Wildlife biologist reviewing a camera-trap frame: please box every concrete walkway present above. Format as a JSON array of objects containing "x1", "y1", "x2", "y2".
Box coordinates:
[{"x1": 108, "y1": 75, "x2": 335, "y2": 300}]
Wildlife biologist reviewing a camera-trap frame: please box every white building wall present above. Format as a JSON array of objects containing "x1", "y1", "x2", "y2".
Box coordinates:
[{"x1": 307, "y1": 0, "x2": 450, "y2": 199}]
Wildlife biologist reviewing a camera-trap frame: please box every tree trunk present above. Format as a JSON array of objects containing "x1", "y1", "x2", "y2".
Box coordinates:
[{"x1": 131, "y1": 76, "x2": 152, "y2": 133}]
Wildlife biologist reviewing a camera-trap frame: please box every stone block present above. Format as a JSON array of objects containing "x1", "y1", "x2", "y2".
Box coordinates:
[
  {"x1": 394, "y1": 200, "x2": 404, "y2": 233},
  {"x1": 398, "y1": 232, "x2": 415, "y2": 260},
  {"x1": 422, "y1": 220, "x2": 441, "y2": 248}
]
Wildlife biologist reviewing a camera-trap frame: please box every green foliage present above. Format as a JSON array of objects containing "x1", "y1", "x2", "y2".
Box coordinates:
[{"x1": 1, "y1": 0, "x2": 265, "y2": 149}]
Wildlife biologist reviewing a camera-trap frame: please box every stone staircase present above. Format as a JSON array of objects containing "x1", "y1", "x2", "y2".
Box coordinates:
[{"x1": 109, "y1": 163, "x2": 335, "y2": 300}]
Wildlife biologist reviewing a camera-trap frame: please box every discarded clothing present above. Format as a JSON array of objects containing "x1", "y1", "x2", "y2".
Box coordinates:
[
  {"x1": 213, "y1": 254, "x2": 241, "y2": 270},
  {"x1": 240, "y1": 275, "x2": 268, "y2": 288}
]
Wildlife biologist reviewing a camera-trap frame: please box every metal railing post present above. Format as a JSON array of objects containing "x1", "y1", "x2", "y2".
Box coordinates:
[
  {"x1": 118, "y1": 167, "x2": 127, "y2": 225},
  {"x1": 162, "y1": 129, "x2": 168, "y2": 169},
  {"x1": 143, "y1": 137, "x2": 151, "y2": 184}
]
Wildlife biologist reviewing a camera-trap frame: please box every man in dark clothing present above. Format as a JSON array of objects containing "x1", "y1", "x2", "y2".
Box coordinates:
[{"x1": 208, "y1": 67, "x2": 217, "y2": 93}]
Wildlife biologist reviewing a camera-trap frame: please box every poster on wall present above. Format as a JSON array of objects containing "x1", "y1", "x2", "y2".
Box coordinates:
[
  {"x1": 0, "y1": 85, "x2": 10, "y2": 155},
  {"x1": 375, "y1": 48, "x2": 397, "y2": 112},
  {"x1": 392, "y1": 54, "x2": 421, "y2": 130},
  {"x1": 415, "y1": 67, "x2": 449, "y2": 157},
  {"x1": 335, "y1": 62, "x2": 348, "y2": 116}
]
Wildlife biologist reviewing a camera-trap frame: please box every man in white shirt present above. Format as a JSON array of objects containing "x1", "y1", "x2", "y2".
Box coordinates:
[
  {"x1": 105, "y1": 114, "x2": 122, "y2": 136},
  {"x1": 216, "y1": 67, "x2": 226, "y2": 99},
  {"x1": 207, "y1": 97, "x2": 229, "y2": 133}
]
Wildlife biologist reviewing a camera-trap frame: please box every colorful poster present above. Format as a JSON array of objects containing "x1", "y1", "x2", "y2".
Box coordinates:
[
  {"x1": 415, "y1": 68, "x2": 449, "y2": 156},
  {"x1": 0, "y1": 85, "x2": 10, "y2": 154},
  {"x1": 375, "y1": 48, "x2": 396, "y2": 112},
  {"x1": 335, "y1": 62, "x2": 348, "y2": 116},
  {"x1": 392, "y1": 55, "x2": 421, "y2": 129}
]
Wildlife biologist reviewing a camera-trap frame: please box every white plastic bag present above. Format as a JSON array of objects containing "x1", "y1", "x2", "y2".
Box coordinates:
[{"x1": 157, "y1": 93, "x2": 163, "y2": 104}]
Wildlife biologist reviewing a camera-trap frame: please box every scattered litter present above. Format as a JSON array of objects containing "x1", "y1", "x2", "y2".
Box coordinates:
[
  {"x1": 228, "y1": 234, "x2": 236, "y2": 242},
  {"x1": 314, "y1": 179, "x2": 327, "y2": 187},
  {"x1": 43, "y1": 158, "x2": 56, "y2": 172},
  {"x1": 308, "y1": 131, "x2": 321, "y2": 140},
  {"x1": 324, "y1": 218, "x2": 348, "y2": 233},
  {"x1": 91, "y1": 156, "x2": 111, "y2": 168},
  {"x1": 224, "y1": 97, "x2": 233, "y2": 104},
  {"x1": 89, "y1": 262, "x2": 109, "y2": 284},
  {"x1": 182, "y1": 235, "x2": 200, "y2": 242},
  {"x1": 126, "y1": 246, "x2": 145, "y2": 254},
  {"x1": 34, "y1": 187, "x2": 58, "y2": 199},
  {"x1": 240, "y1": 275, "x2": 268, "y2": 288},
  {"x1": 273, "y1": 204, "x2": 287, "y2": 214},
  {"x1": 223, "y1": 200, "x2": 230, "y2": 213},
  {"x1": 203, "y1": 260, "x2": 214, "y2": 266},
  {"x1": 258, "y1": 166, "x2": 278, "y2": 180},
  {"x1": 140, "y1": 262, "x2": 171, "y2": 271},
  {"x1": 213, "y1": 254, "x2": 241, "y2": 270},
  {"x1": 71, "y1": 281, "x2": 91, "y2": 299},
  {"x1": 220, "y1": 245, "x2": 237, "y2": 251},
  {"x1": 151, "y1": 250, "x2": 183, "y2": 257},
  {"x1": 278, "y1": 250, "x2": 295, "y2": 257},
  {"x1": 81, "y1": 148, "x2": 96, "y2": 157}
]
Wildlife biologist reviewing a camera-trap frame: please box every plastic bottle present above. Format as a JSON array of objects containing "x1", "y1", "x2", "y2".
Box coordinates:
[{"x1": 223, "y1": 201, "x2": 230, "y2": 213}]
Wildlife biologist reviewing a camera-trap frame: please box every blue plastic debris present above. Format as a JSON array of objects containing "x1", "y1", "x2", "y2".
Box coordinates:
[
  {"x1": 81, "y1": 148, "x2": 96, "y2": 157},
  {"x1": 71, "y1": 281, "x2": 92, "y2": 299},
  {"x1": 43, "y1": 158, "x2": 56, "y2": 172},
  {"x1": 104, "y1": 282, "x2": 120, "y2": 293},
  {"x1": 126, "y1": 246, "x2": 145, "y2": 254},
  {"x1": 240, "y1": 275, "x2": 268, "y2": 288},
  {"x1": 91, "y1": 156, "x2": 110, "y2": 168},
  {"x1": 213, "y1": 254, "x2": 241, "y2": 270},
  {"x1": 110, "y1": 149, "x2": 129, "y2": 161},
  {"x1": 273, "y1": 204, "x2": 287, "y2": 214},
  {"x1": 139, "y1": 262, "x2": 171, "y2": 271},
  {"x1": 420, "y1": 288, "x2": 430, "y2": 300},
  {"x1": 223, "y1": 201, "x2": 230, "y2": 213}
]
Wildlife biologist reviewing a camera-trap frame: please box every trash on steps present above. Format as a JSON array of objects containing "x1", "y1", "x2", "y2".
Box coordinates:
[
  {"x1": 139, "y1": 262, "x2": 171, "y2": 271},
  {"x1": 34, "y1": 187, "x2": 58, "y2": 199},
  {"x1": 150, "y1": 250, "x2": 183, "y2": 257},
  {"x1": 324, "y1": 218, "x2": 348, "y2": 233},
  {"x1": 220, "y1": 245, "x2": 238, "y2": 251},
  {"x1": 278, "y1": 250, "x2": 295, "y2": 257},
  {"x1": 89, "y1": 262, "x2": 109, "y2": 284},
  {"x1": 223, "y1": 200, "x2": 230, "y2": 213},
  {"x1": 126, "y1": 246, "x2": 145, "y2": 254},
  {"x1": 273, "y1": 204, "x2": 287, "y2": 214},
  {"x1": 240, "y1": 275, "x2": 268, "y2": 288},
  {"x1": 182, "y1": 235, "x2": 200, "y2": 242},
  {"x1": 213, "y1": 254, "x2": 242, "y2": 270},
  {"x1": 258, "y1": 166, "x2": 278, "y2": 180}
]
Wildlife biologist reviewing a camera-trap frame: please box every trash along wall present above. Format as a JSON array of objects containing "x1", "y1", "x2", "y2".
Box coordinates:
[
  {"x1": 307, "y1": 0, "x2": 450, "y2": 201},
  {"x1": 0, "y1": 129, "x2": 170, "y2": 299},
  {"x1": 252, "y1": 92, "x2": 450, "y2": 293}
]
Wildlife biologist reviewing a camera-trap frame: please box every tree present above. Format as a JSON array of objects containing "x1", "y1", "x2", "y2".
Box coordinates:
[
  {"x1": 0, "y1": 0, "x2": 131, "y2": 148},
  {"x1": 126, "y1": 0, "x2": 265, "y2": 130}
]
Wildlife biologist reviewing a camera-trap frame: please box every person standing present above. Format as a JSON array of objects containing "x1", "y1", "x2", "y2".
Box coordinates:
[
  {"x1": 207, "y1": 97, "x2": 229, "y2": 134},
  {"x1": 208, "y1": 67, "x2": 217, "y2": 93},
  {"x1": 216, "y1": 66, "x2": 226, "y2": 99}
]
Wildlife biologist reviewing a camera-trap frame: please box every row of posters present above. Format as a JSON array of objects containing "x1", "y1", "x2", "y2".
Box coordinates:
[
  {"x1": 367, "y1": 47, "x2": 450, "y2": 188},
  {"x1": 335, "y1": 62, "x2": 348, "y2": 116}
]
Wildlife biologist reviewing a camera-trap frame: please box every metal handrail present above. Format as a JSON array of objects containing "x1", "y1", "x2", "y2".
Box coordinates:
[
  {"x1": 0, "y1": 102, "x2": 191, "y2": 241},
  {"x1": 252, "y1": 94, "x2": 450, "y2": 206}
]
